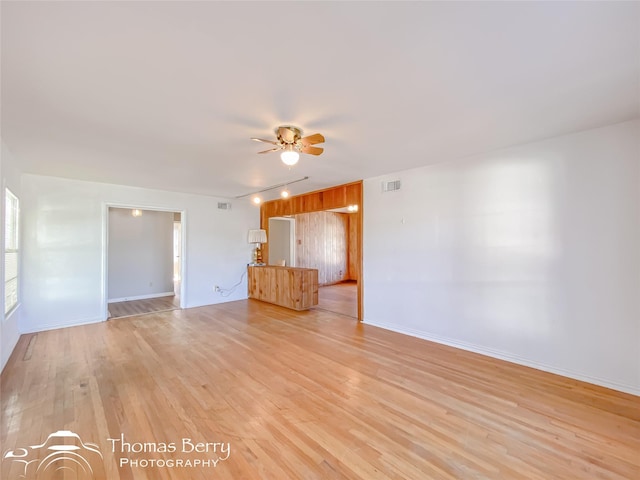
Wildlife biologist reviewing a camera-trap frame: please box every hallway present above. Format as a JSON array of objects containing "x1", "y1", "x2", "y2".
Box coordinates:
[{"x1": 108, "y1": 295, "x2": 180, "y2": 319}]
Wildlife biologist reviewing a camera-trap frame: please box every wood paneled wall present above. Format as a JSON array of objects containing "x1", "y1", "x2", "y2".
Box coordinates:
[
  {"x1": 294, "y1": 211, "x2": 349, "y2": 286},
  {"x1": 260, "y1": 181, "x2": 361, "y2": 221},
  {"x1": 347, "y1": 214, "x2": 358, "y2": 281},
  {"x1": 261, "y1": 181, "x2": 363, "y2": 319}
]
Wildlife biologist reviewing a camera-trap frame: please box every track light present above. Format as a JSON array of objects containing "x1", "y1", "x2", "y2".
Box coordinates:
[{"x1": 236, "y1": 176, "x2": 309, "y2": 204}]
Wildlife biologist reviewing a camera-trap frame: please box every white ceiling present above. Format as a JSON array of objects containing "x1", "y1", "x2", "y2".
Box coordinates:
[{"x1": 2, "y1": 2, "x2": 639, "y2": 202}]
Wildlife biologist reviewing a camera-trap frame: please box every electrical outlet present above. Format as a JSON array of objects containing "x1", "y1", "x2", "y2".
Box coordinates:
[{"x1": 214, "y1": 285, "x2": 220, "y2": 293}]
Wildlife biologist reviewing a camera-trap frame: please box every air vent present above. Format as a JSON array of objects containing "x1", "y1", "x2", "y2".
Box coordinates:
[
  {"x1": 382, "y1": 180, "x2": 401, "y2": 192},
  {"x1": 217, "y1": 202, "x2": 232, "y2": 210}
]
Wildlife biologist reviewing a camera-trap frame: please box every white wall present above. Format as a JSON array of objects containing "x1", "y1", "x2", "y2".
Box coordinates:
[
  {"x1": 108, "y1": 208, "x2": 175, "y2": 301},
  {"x1": 0, "y1": 142, "x2": 23, "y2": 372},
  {"x1": 21, "y1": 175, "x2": 257, "y2": 333},
  {"x1": 364, "y1": 120, "x2": 640, "y2": 395},
  {"x1": 268, "y1": 217, "x2": 293, "y2": 267}
]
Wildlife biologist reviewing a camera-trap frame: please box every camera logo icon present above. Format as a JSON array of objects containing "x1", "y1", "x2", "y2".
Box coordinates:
[{"x1": 3, "y1": 430, "x2": 103, "y2": 479}]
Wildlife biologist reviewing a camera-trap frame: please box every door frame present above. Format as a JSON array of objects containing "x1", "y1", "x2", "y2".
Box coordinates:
[
  {"x1": 268, "y1": 216, "x2": 296, "y2": 267},
  {"x1": 101, "y1": 203, "x2": 187, "y2": 320},
  {"x1": 259, "y1": 181, "x2": 363, "y2": 320}
]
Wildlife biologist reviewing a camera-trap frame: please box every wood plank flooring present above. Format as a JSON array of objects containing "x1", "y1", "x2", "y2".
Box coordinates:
[
  {"x1": 1, "y1": 300, "x2": 638, "y2": 479},
  {"x1": 108, "y1": 295, "x2": 180, "y2": 319},
  {"x1": 316, "y1": 281, "x2": 357, "y2": 318}
]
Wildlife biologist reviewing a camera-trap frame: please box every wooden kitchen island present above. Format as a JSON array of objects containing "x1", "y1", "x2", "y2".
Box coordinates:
[{"x1": 247, "y1": 265, "x2": 319, "y2": 311}]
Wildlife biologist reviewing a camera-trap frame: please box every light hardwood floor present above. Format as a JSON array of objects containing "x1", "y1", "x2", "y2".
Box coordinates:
[
  {"x1": 1, "y1": 300, "x2": 638, "y2": 479},
  {"x1": 108, "y1": 295, "x2": 180, "y2": 319},
  {"x1": 316, "y1": 281, "x2": 357, "y2": 318}
]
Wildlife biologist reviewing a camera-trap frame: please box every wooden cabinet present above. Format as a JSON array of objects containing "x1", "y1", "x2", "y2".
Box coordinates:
[{"x1": 247, "y1": 266, "x2": 318, "y2": 311}]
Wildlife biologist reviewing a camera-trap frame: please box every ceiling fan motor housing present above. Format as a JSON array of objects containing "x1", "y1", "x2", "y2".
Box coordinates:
[
  {"x1": 252, "y1": 125, "x2": 324, "y2": 157},
  {"x1": 277, "y1": 126, "x2": 303, "y2": 145}
]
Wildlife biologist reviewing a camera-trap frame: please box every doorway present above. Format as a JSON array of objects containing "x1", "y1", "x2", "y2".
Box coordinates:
[
  {"x1": 295, "y1": 209, "x2": 357, "y2": 318},
  {"x1": 268, "y1": 217, "x2": 295, "y2": 267},
  {"x1": 105, "y1": 207, "x2": 184, "y2": 319},
  {"x1": 268, "y1": 210, "x2": 358, "y2": 318},
  {"x1": 261, "y1": 181, "x2": 363, "y2": 320}
]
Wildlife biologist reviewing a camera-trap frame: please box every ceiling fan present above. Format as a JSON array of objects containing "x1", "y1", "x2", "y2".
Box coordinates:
[{"x1": 252, "y1": 126, "x2": 325, "y2": 166}]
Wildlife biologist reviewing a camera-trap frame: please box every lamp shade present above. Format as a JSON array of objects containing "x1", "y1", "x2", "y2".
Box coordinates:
[
  {"x1": 247, "y1": 229, "x2": 267, "y2": 244},
  {"x1": 280, "y1": 145, "x2": 300, "y2": 166}
]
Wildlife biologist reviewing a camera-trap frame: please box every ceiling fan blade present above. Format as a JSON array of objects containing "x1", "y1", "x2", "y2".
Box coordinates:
[
  {"x1": 251, "y1": 137, "x2": 279, "y2": 145},
  {"x1": 300, "y1": 133, "x2": 325, "y2": 146},
  {"x1": 257, "y1": 147, "x2": 281, "y2": 154},
  {"x1": 301, "y1": 145, "x2": 323, "y2": 156}
]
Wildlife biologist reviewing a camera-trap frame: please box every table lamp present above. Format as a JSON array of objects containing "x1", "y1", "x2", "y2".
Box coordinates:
[{"x1": 247, "y1": 229, "x2": 267, "y2": 265}]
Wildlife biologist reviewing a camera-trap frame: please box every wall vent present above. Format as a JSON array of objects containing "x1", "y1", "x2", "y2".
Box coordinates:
[
  {"x1": 217, "y1": 202, "x2": 232, "y2": 210},
  {"x1": 382, "y1": 180, "x2": 401, "y2": 192}
]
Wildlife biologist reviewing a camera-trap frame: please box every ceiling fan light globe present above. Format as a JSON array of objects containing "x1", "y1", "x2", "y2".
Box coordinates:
[{"x1": 281, "y1": 150, "x2": 300, "y2": 166}]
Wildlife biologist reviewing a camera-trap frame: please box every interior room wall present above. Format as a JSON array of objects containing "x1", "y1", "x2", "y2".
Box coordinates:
[
  {"x1": 294, "y1": 211, "x2": 348, "y2": 285},
  {"x1": 108, "y1": 208, "x2": 175, "y2": 301},
  {"x1": 0, "y1": 142, "x2": 23, "y2": 372},
  {"x1": 363, "y1": 119, "x2": 640, "y2": 395},
  {"x1": 21, "y1": 174, "x2": 257, "y2": 333}
]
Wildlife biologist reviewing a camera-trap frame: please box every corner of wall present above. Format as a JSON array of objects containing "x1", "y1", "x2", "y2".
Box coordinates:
[{"x1": 1, "y1": 307, "x2": 22, "y2": 373}]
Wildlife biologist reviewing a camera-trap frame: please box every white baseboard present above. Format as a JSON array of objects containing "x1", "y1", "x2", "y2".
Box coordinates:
[
  {"x1": 184, "y1": 295, "x2": 248, "y2": 309},
  {"x1": 21, "y1": 316, "x2": 105, "y2": 334},
  {"x1": 108, "y1": 292, "x2": 175, "y2": 303},
  {"x1": 364, "y1": 319, "x2": 640, "y2": 397}
]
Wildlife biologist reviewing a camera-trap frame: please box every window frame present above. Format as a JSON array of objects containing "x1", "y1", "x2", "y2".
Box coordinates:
[{"x1": 5, "y1": 188, "x2": 19, "y2": 315}]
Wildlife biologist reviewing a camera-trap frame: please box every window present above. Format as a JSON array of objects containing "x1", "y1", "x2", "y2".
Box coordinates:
[{"x1": 5, "y1": 189, "x2": 19, "y2": 314}]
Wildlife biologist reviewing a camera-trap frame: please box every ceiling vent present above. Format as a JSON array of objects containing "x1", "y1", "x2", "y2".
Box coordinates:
[
  {"x1": 382, "y1": 180, "x2": 401, "y2": 192},
  {"x1": 217, "y1": 202, "x2": 232, "y2": 210}
]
